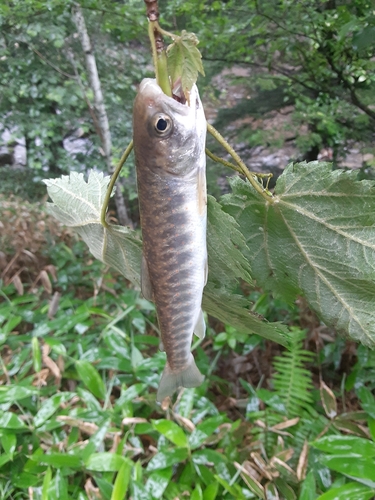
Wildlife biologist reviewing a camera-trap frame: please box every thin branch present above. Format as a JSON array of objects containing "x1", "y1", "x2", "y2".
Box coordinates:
[{"x1": 30, "y1": 46, "x2": 76, "y2": 79}]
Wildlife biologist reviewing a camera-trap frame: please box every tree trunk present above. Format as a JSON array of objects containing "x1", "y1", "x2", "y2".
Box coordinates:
[{"x1": 72, "y1": 5, "x2": 132, "y2": 227}]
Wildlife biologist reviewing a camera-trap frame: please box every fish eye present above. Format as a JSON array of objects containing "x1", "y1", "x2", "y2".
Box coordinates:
[{"x1": 153, "y1": 114, "x2": 173, "y2": 136}]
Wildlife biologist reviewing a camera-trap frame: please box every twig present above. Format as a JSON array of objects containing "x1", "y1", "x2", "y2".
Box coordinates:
[
  {"x1": 100, "y1": 141, "x2": 134, "y2": 228},
  {"x1": 207, "y1": 123, "x2": 274, "y2": 202},
  {"x1": 30, "y1": 46, "x2": 76, "y2": 79}
]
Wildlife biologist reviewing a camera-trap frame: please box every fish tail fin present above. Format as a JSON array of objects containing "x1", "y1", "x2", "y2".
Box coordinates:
[{"x1": 156, "y1": 354, "x2": 204, "y2": 403}]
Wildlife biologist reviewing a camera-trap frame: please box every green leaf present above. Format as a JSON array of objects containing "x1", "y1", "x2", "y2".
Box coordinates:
[
  {"x1": 167, "y1": 30, "x2": 204, "y2": 103},
  {"x1": 75, "y1": 360, "x2": 106, "y2": 400},
  {"x1": 1, "y1": 433, "x2": 16, "y2": 457},
  {"x1": 222, "y1": 163, "x2": 375, "y2": 346},
  {"x1": 311, "y1": 435, "x2": 375, "y2": 457},
  {"x1": 0, "y1": 385, "x2": 38, "y2": 403},
  {"x1": 44, "y1": 172, "x2": 142, "y2": 287},
  {"x1": 31, "y1": 452, "x2": 82, "y2": 468},
  {"x1": 189, "y1": 415, "x2": 225, "y2": 449},
  {"x1": 0, "y1": 412, "x2": 27, "y2": 429},
  {"x1": 86, "y1": 453, "x2": 131, "y2": 472},
  {"x1": 299, "y1": 471, "x2": 316, "y2": 500},
  {"x1": 191, "y1": 483, "x2": 203, "y2": 500},
  {"x1": 320, "y1": 455, "x2": 375, "y2": 482},
  {"x1": 191, "y1": 449, "x2": 227, "y2": 466},
  {"x1": 317, "y1": 482, "x2": 375, "y2": 500},
  {"x1": 357, "y1": 386, "x2": 375, "y2": 419},
  {"x1": 214, "y1": 475, "x2": 246, "y2": 500},
  {"x1": 32, "y1": 336, "x2": 42, "y2": 372},
  {"x1": 34, "y1": 392, "x2": 74, "y2": 428},
  {"x1": 42, "y1": 468, "x2": 52, "y2": 500},
  {"x1": 152, "y1": 419, "x2": 188, "y2": 448},
  {"x1": 111, "y1": 460, "x2": 132, "y2": 500},
  {"x1": 203, "y1": 482, "x2": 219, "y2": 500},
  {"x1": 147, "y1": 448, "x2": 189, "y2": 472},
  {"x1": 145, "y1": 467, "x2": 173, "y2": 499}
]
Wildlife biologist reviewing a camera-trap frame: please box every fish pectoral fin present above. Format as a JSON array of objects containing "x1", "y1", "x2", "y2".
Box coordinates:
[
  {"x1": 156, "y1": 354, "x2": 204, "y2": 402},
  {"x1": 141, "y1": 254, "x2": 154, "y2": 301},
  {"x1": 194, "y1": 309, "x2": 206, "y2": 339}
]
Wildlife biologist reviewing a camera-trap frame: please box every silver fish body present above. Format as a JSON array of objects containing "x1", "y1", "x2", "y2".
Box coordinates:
[{"x1": 133, "y1": 79, "x2": 207, "y2": 402}]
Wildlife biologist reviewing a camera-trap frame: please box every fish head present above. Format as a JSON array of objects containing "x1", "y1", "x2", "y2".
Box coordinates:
[{"x1": 133, "y1": 79, "x2": 206, "y2": 177}]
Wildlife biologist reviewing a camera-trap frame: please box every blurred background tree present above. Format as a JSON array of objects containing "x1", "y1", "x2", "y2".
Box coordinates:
[{"x1": 1, "y1": 0, "x2": 374, "y2": 211}]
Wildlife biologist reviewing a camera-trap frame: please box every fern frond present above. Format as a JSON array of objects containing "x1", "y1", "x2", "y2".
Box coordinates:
[{"x1": 272, "y1": 328, "x2": 315, "y2": 417}]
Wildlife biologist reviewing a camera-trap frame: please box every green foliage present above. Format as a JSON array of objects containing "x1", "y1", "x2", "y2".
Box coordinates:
[
  {"x1": 272, "y1": 328, "x2": 314, "y2": 416},
  {"x1": 222, "y1": 161, "x2": 375, "y2": 346},
  {"x1": 166, "y1": 30, "x2": 205, "y2": 101}
]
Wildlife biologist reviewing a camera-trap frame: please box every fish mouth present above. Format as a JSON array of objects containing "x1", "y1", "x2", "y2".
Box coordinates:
[{"x1": 138, "y1": 79, "x2": 198, "y2": 116}]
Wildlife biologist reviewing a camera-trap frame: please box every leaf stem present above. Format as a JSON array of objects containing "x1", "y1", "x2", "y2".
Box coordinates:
[
  {"x1": 148, "y1": 21, "x2": 172, "y2": 96},
  {"x1": 207, "y1": 123, "x2": 274, "y2": 202},
  {"x1": 206, "y1": 148, "x2": 273, "y2": 184},
  {"x1": 100, "y1": 140, "x2": 134, "y2": 228}
]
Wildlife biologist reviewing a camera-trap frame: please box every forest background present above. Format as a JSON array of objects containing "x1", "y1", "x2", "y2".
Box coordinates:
[{"x1": 1, "y1": 0, "x2": 375, "y2": 499}]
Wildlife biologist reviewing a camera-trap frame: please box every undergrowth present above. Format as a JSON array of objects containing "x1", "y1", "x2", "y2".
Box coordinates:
[{"x1": 1, "y1": 198, "x2": 375, "y2": 499}]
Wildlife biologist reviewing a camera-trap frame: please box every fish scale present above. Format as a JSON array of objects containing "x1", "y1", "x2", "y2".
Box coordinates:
[{"x1": 133, "y1": 78, "x2": 207, "y2": 401}]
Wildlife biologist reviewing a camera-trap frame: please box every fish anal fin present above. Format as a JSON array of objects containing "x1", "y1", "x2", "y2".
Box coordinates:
[
  {"x1": 156, "y1": 354, "x2": 204, "y2": 402},
  {"x1": 141, "y1": 254, "x2": 153, "y2": 301},
  {"x1": 194, "y1": 309, "x2": 206, "y2": 339}
]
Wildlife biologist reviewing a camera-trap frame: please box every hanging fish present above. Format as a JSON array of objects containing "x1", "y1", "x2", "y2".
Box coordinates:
[{"x1": 133, "y1": 78, "x2": 207, "y2": 402}]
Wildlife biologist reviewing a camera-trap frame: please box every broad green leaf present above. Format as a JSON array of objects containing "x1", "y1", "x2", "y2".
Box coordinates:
[
  {"x1": 214, "y1": 475, "x2": 246, "y2": 500},
  {"x1": 145, "y1": 467, "x2": 173, "y2": 499},
  {"x1": 0, "y1": 385, "x2": 38, "y2": 403},
  {"x1": 189, "y1": 415, "x2": 225, "y2": 449},
  {"x1": 317, "y1": 482, "x2": 375, "y2": 500},
  {"x1": 203, "y1": 482, "x2": 219, "y2": 500},
  {"x1": 85, "y1": 452, "x2": 130, "y2": 472},
  {"x1": 191, "y1": 449, "x2": 227, "y2": 466},
  {"x1": 42, "y1": 468, "x2": 52, "y2": 500},
  {"x1": 81, "y1": 419, "x2": 111, "y2": 462},
  {"x1": 166, "y1": 30, "x2": 204, "y2": 103},
  {"x1": 1, "y1": 433, "x2": 16, "y2": 457},
  {"x1": 32, "y1": 336, "x2": 42, "y2": 372},
  {"x1": 357, "y1": 386, "x2": 375, "y2": 419},
  {"x1": 311, "y1": 435, "x2": 375, "y2": 457},
  {"x1": 31, "y1": 452, "x2": 82, "y2": 468},
  {"x1": 147, "y1": 448, "x2": 189, "y2": 472},
  {"x1": 222, "y1": 162, "x2": 375, "y2": 346},
  {"x1": 191, "y1": 483, "x2": 203, "y2": 500},
  {"x1": 320, "y1": 455, "x2": 375, "y2": 482},
  {"x1": 299, "y1": 471, "x2": 316, "y2": 500},
  {"x1": 34, "y1": 392, "x2": 74, "y2": 427},
  {"x1": 76, "y1": 360, "x2": 106, "y2": 400},
  {"x1": 111, "y1": 460, "x2": 132, "y2": 500},
  {"x1": 152, "y1": 419, "x2": 188, "y2": 448},
  {"x1": 0, "y1": 412, "x2": 27, "y2": 429},
  {"x1": 44, "y1": 171, "x2": 142, "y2": 286}
]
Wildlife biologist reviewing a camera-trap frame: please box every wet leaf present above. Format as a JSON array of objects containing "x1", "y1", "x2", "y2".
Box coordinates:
[
  {"x1": 320, "y1": 455, "x2": 375, "y2": 481},
  {"x1": 152, "y1": 419, "x2": 188, "y2": 448},
  {"x1": 1, "y1": 433, "x2": 16, "y2": 457},
  {"x1": 203, "y1": 482, "x2": 219, "y2": 500},
  {"x1": 111, "y1": 460, "x2": 132, "y2": 500},
  {"x1": 299, "y1": 471, "x2": 316, "y2": 500},
  {"x1": 86, "y1": 453, "x2": 131, "y2": 472},
  {"x1": 147, "y1": 448, "x2": 189, "y2": 472},
  {"x1": 76, "y1": 360, "x2": 106, "y2": 400},
  {"x1": 0, "y1": 412, "x2": 27, "y2": 429},
  {"x1": 145, "y1": 467, "x2": 172, "y2": 499},
  {"x1": 317, "y1": 482, "x2": 375, "y2": 500},
  {"x1": 31, "y1": 452, "x2": 82, "y2": 468},
  {"x1": 312, "y1": 435, "x2": 375, "y2": 457},
  {"x1": 189, "y1": 415, "x2": 226, "y2": 449},
  {"x1": 34, "y1": 392, "x2": 74, "y2": 428}
]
